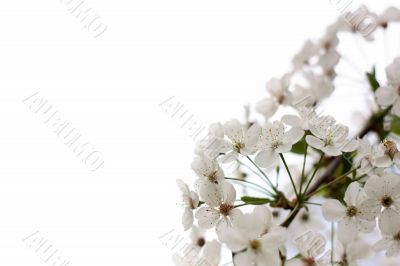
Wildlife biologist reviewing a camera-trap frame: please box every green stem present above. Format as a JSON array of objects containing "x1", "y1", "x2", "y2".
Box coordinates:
[
  {"x1": 331, "y1": 222, "x2": 334, "y2": 265},
  {"x1": 304, "y1": 168, "x2": 358, "y2": 200},
  {"x1": 225, "y1": 177, "x2": 274, "y2": 196},
  {"x1": 302, "y1": 153, "x2": 324, "y2": 196},
  {"x1": 299, "y1": 142, "x2": 308, "y2": 194},
  {"x1": 279, "y1": 154, "x2": 299, "y2": 198},
  {"x1": 281, "y1": 204, "x2": 300, "y2": 227},
  {"x1": 246, "y1": 155, "x2": 278, "y2": 193},
  {"x1": 234, "y1": 203, "x2": 249, "y2": 208}
]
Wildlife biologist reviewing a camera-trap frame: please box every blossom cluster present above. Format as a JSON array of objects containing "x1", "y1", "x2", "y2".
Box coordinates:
[{"x1": 173, "y1": 6, "x2": 400, "y2": 266}]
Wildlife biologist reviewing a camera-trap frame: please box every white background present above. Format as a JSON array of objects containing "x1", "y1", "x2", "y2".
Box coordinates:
[{"x1": 0, "y1": 0, "x2": 398, "y2": 265}]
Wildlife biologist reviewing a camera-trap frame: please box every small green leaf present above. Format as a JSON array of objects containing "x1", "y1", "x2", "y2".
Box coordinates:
[
  {"x1": 366, "y1": 67, "x2": 380, "y2": 92},
  {"x1": 241, "y1": 196, "x2": 270, "y2": 205},
  {"x1": 391, "y1": 116, "x2": 400, "y2": 135},
  {"x1": 291, "y1": 139, "x2": 307, "y2": 155}
]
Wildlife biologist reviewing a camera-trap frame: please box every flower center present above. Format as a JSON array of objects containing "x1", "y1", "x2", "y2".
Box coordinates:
[
  {"x1": 383, "y1": 139, "x2": 398, "y2": 157},
  {"x1": 277, "y1": 95, "x2": 286, "y2": 104},
  {"x1": 394, "y1": 232, "x2": 400, "y2": 241},
  {"x1": 300, "y1": 212, "x2": 310, "y2": 222},
  {"x1": 346, "y1": 206, "x2": 358, "y2": 217},
  {"x1": 197, "y1": 237, "x2": 206, "y2": 247},
  {"x1": 339, "y1": 254, "x2": 349, "y2": 266},
  {"x1": 207, "y1": 171, "x2": 218, "y2": 183},
  {"x1": 249, "y1": 239, "x2": 261, "y2": 251},
  {"x1": 233, "y1": 141, "x2": 245, "y2": 153},
  {"x1": 271, "y1": 141, "x2": 282, "y2": 151},
  {"x1": 301, "y1": 257, "x2": 316, "y2": 266},
  {"x1": 382, "y1": 196, "x2": 394, "y2": 208},
  {"x1": 219, "y1": 203, "x2": 233, "y2": 216},
  {"x1": 189, "y1": 198, "x2": 196, "y2": 209}
]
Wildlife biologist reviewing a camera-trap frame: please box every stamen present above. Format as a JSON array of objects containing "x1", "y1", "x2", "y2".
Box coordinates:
[
  {"x1": 219, "y1": 203, "x2": 233, "y2": 216},
  {"x1": 346, "y1": 206, "x2": 358, "y2": 217}
]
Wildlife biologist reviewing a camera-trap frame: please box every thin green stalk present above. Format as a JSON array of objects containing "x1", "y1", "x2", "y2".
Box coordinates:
[
  {"x1": 237, "y1": 159, "x2": 264, "y2": 180},
  {"x1": 302, "y1": 153, "x2": 324, "y2": 196},
  {"x1": 304, "y1": 201, "x2": 322, "y2": 206},
  {"x1": 299, "y1": 143, "x2": 308, "y2": 194},
  {"x1": 225, "y1": 177, "x2": 274, "y2": 196},
  {"x1": 281, "y1": 204, "x2": 300, "y2": 227},
  {"x1": 305, "y1": 168, "x2": 358, "y2": 200},
  {"x1": 234, "y1": 203, "x2": 249, "y2": 208},
  {"x1": 279, "y1": 154, "x2": 299, "y2": 198},
  {"x1": 246, "y1": 155, "x2": 278, "y2": 193},
  {"x1": 331, "y1": 223, "x2": 335, "y2": 265}
]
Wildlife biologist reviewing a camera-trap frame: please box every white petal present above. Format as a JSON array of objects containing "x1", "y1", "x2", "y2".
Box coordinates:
[
  {"x1": 386, "y1": 243, "x2": 400, "y2": 257},
  {"x1": 195, "y1": 207, "x2": 220, "y2": 229},
  {"x1": 376, "y1": 86, "x2": 397, "y2": 106},
  {"x1": 182, "y1": 208, "x2": 194, "y2": 231},
  {"x1": 364, "y1": 176, "x2": 385, "y2": 200},
  {"x1": 344, "y1": 182, "x2": 361, "y2": 206},
  {"x1": 224, "y1": 119, "x2": 243, "y2": 142},
  {"x1": 229, "y1": 208, "x2": 243, "y2": 227},
  {"x1": 253, "y1": 206, "x2": 272, "y2": 234},
  {"x1": 322, "y1": 199, "x2": 346, "y2": 221},
  {"x1": 275, "y1": 143, "x2": 292, "y2": 153},
  {"x1": 392, "y1": 98, "x2": 400, "y2": 117},
  {"x1": 282, "y1": 115, "x2": 301, "y2": 127},
  {"x1": 346, "y1": 239, "x2": 370, "y2": 261},
  {"x1": 379, "y1": 208, "x2": 400, "y2": 235},
  {"x1": 220, "y1": 180, "x2": 236, "y2": 205},
  {"x1": 254, "y1": 150, "x2": 276, "y2": 168},
  {"x1": 374, "y1": 155, "x2": 392, "y2": 168},
  {"x1": 200, "y1": 182, "x2": 221, "y2": 207},
  {"x1": 323, "y1": 145, "x2": 342, "y2": 156},
  {"x1": 234, "y1": 251, "x2": 255, "y2": 266},
  {"x1": 374, "y1": 237, "x2": 392, "y2": 252},
  {"x1": 216, "y1": 216, "x2": 231, "y2": 236},
  {"x1": 338, "y1": 218, "x2": 358, "y2": 242},
  {"x1": 256, "y1": 249, "x2": 280, "y2": 266},
  {"x1": 255, "y1": 98, "x2": 279, "y2": 118},
  {"x1": 285, "y1": 127, "x2": 305, "y2": 144},
  {"x1": 203, "y1": 240, "x2": 221, "y2": 265},
  {"x1": 358, "y1": 199, "x2": 381, "y2": 221},
  {"x1": 176, "y1": 179, "x2": 190, "y2": 194},
  {"x1": 356, "y1": 218, "x2": 376, "y2": 233},
  {"x1": 262, "y1": 226, "x2": 287, "y2": 248},
  {"x1": 394, "y1": 153, "x2": 400, "y2": 168},
  {"x1": 341, "y1": 138, "x2": 359, "y2": 152},
  {"x1": 219, "y1": 227, "x2": 248, "y2": 252},
  {"x1": 306, "y1": 135, "x2": 324, "y2": 149}
]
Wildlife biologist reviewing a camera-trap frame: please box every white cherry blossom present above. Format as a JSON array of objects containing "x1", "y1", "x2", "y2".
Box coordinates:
[
  {"x1": 306, "y1": 115, "x2": 358, "y2": 156},
  {"x1": 255, "y1": 121, "x2": 304, "y2": 168},
  {"x1": 375, "y1": 57, "x2": 400, "y2": 116},
  {"x1": 333, "y1": 237, "x2": 370, "y2": 266},
  {"x1": 292, "y1": 40, "x2": 318, "y2": 69},
  {"x1": 256, "y1": 74, "x2": 292, "y2": 118},
  {"x1": 322, "y1": 182, "x2": 376, "y2": 241},
  {"x1": 374, "y1": 212, "x2": 400, "y2": 258},
  {"x1": 220, "y1": 119, "x2": 261, "y2": 163},
  {"x1": 177, "y1": 179, "x2": 200, "y2": 231},
  {"x1": 286, "y1": 231, "x2": 330, "y2": 266},
  {"x1": 354, "y1": 138, "x2": 392, "y2": 174},
  {"x1": 363, "y1": 174, "x2": 400, "y2": 234},
  {"x1": 378, "y1": 7, "x2": 400, "y2": 27},
  {"x1": 172, "y1": 239, "x2": 221, "y2": 266},
  {"x1": 220, "y1": 206, "x2": 287, "y2": 266},
  {"x1": 195, "y1": 181, "x2": 242, "y2": 235},
  {"x1": 191, "y1": 154, "x2": 224, "y2": 185}
]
